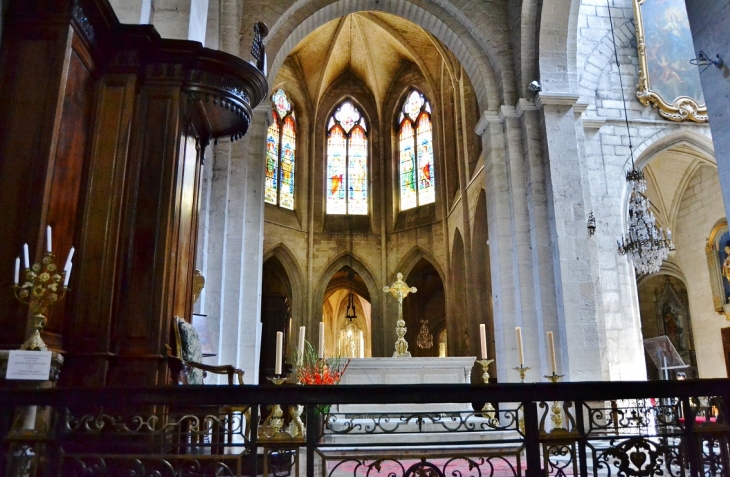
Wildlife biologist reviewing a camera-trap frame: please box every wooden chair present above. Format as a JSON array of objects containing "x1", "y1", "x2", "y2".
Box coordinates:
[{"x1": 171, "y1": 316, "x2": 244, "y2": 385}]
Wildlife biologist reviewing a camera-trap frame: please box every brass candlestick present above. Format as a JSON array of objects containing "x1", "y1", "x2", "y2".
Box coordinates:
[
  {"x1": 262, "y1": 376, "x2": 293, "y2": 440},
  {"x1": 477, "y1": 359, "x2": 497, "y2": 421},
  {"x1": 513, "y1": 365, "x2": 531, "y2": 383},
  {"x1": 383, "y1": 273, "x2": 416, "y2": 358},
  {"x1": 13, "y1": 252, "x2": 69, "y2": 351},
  {"x1": 544, "y1": 372, "x2": 565, "y2": 430}
]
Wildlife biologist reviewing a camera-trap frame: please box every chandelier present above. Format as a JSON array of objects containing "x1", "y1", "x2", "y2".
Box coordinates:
[
  {"x1": 416, "y1": 319, "x2": 433, "y2": 349},
  {"x1": 608, "y1": 0, "x2": 672, "y2": 275},
  {"x1": 617, "y1": 169, "x2": 673, "y2": 275}
]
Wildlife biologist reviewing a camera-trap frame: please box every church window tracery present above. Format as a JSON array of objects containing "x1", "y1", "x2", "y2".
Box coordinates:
[
  {"x1": 398, "y1": 90, "x2": 435, "y2": 210},
  {"x1": 265, "y1": 89, "x2": 296, "y2": 209},
  {"x1": 326, "y1": 100, "x2": 368, "y2": 215}
]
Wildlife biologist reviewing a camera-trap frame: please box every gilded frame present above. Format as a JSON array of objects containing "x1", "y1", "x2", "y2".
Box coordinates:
[
  {"x1": 633, "y1": 0, "x2": 707, "y2": 122},
  {"x1": 705, "y1": 221, "x2": 730, "y2": 313}
]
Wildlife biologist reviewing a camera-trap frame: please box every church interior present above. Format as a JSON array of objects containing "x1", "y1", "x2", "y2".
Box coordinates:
[
  {"x1": 2, "y1": 0, "x2": 730, "y2": 474},
  {"x1": 0, "y1": 0, "x2": 730, "y2": 386}
]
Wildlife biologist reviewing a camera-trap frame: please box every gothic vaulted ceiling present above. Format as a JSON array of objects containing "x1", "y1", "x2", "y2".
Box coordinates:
[{"x1": 285, "y1": 12, "x2": 453, "y2": 109}]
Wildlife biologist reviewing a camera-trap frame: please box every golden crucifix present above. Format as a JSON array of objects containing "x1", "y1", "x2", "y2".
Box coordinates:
[{"x1": 383, "y1": 272, "x2": 417, "y2": 358}]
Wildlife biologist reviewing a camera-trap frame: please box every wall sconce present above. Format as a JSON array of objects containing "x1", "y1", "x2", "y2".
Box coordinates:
[
  {"x1": 587, "y1": 212, "x2": 596, "y2": 237},
  {"x1": 691, "y1": 51, "x2": 724, "y2": 73}
]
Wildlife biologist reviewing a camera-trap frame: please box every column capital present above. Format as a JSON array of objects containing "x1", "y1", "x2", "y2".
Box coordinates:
[
  {"x1": 535, "y1": 92, "x2": 581, "y2": 110},
  {"x1": 475, "y1": 110, "x2": 502, "y2": 135}
]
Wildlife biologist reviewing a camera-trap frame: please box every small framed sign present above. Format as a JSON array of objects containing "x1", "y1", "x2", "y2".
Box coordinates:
[{"x1": 6, "y1": 350, "x2": 52, "y2": 380}]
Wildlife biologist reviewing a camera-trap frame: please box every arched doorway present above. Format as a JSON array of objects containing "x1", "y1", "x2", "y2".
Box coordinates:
[
  {"x1": 260, "y1": 256, "x2": 292, "y2": 379},
  {"x1": 637, "y1": 273, "x2": 697, "y2": 379},
  {"x1": 403, "y1": 259, "x2": 445, "y2": 357},
  {"x1": 322, "y1": 266, "x2": 372, "y2": 358}
]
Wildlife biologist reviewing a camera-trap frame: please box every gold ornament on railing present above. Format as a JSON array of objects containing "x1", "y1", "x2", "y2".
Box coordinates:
[
  {"x1": 383, "y1": 272, "x2": 416, "y2": 358},
  {"x1": 12, "y1": 227, "x2": 74, "y2": 352},
  {"x1": 416, "y1": 319, "x2": 433, "y2": 349}
]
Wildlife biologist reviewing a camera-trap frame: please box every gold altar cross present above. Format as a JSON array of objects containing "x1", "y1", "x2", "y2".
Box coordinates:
[
  {"x1": 383, "y1": 272, "x2": 417, "y2": 303},
  {"x1": 383, "y1": 272, "x2": 417, "y2": 357}
]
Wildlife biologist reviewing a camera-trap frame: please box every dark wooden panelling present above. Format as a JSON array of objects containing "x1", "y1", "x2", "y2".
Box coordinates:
[{"x1": 63, "y1": 74, "x2": 136, "y2": 386}]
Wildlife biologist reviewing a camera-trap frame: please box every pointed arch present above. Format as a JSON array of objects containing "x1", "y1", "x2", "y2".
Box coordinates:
[
  {"x1": 393, "y1": 245, "x2": 447, "y2": 287},
  {"x1": 312, "y1": 252, "x2": 383, "y2": 355}
]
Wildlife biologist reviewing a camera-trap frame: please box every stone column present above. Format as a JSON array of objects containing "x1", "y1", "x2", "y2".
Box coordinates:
[
  {"x1": 477, "y1": 111, "x2": 522, "y2": 382},
  {"x1": 518, "y1": 99, "x2": 561, "y2": 377},
  {"x1": 149, "y1": 0, "x2": 209, "y2": 43},
  {"x1": 684, "y1": 0, "x2": 730, "y2": 221},
  {"x1": 536, "y1": 92, "x2": 604, "y2": 381},
  {"x1": 108, "y1": 0, "x2": 152, "y2": 24},
  {"x1": 199, "y1": 105, "x2": 268, "y2": 384}
]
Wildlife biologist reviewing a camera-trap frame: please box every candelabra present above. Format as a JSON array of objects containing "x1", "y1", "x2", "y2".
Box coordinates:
[
  {"x1": 13, "y1": 251, "x2": 71, "y2": 351},
  {"x1": 544, "y1": 372, "x2": 566, "y2": 431},
  {"x1": 262, "y1": 375, "x2": 293, "y2": 440},
  {"x1": 477, "y1": 359, "x2": 497, "y2": 421},
  {"x1": 513, "y1": 365, "x2": 531, "y2": 383}
]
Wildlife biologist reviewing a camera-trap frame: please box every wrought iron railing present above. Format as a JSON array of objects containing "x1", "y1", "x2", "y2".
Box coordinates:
[{"x1": 1, "y1": 380, "x2": 729, "y2": 477}]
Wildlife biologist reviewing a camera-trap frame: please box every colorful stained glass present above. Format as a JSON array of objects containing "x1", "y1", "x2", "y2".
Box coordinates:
[
  {"x1": 334, "y1": 101, "x2": 362, "y2": 133},
  {"x1": 416, "y1": 112, "x2": 435, "y2": 205},
  {"x1": 265, "y1": 113, "x2": 280, "y2": 205},
  {"x1": 399, "y1": 120, "x2": 417, "y2": 210},
  {"x1": 398, "y1": 90, "x2": 435, "y2": 210},
  {"x1": 272, "y1": 89, "x2": 291, "y2": 118},
  {"x1": 348, "y1": 127, "x2": 368, "y2": 215},
  {"x1": 404, "y1": 90, "x2": 425, "y2": 122},
  {"x1": 279, "y1": 116, "x2": 296, "y2": 210},
  {"x1": 327, "y1": 126, "x2": 347, "y2": 214}
]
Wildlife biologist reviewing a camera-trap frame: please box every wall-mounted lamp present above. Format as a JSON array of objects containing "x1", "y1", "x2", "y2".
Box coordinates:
[
  {"x1": 587, "y1": 212, "x2": 596, "y2": 237},
  {"x1": 690, "y1": 51, "x2": 724, "y2": 73}
]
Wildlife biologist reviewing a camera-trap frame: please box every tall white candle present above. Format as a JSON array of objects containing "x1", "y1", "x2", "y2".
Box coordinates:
[
  {"x1": 358, "y1": 330, "x2": 364, "y2": 358},
  {"x1": 318, "y1": 322, "x2": 325, "y2": 359},
  {"x1": 516, "y1": 327, "x2": 524, "y2": 366},
  {"x1": 64, "y1": 247, "x2": 75, "y2": 272},
  {"x1": 14, "y1": 257, "x2": 20, "y2": 284},
  {"x1": 46, "y1": 226, "x2": 52, "y2": 253},
  {"x1": 298, "y1": 326, "x2": 306, "y2": 362},
  {"x1": 63, "y1": 263, "x2": 73, "y2": 286},
  {"x1": 275, "y1": 331, "x2": 283, "y2": 374},
  {"x1": 479, "y1": 324, "x2": 488, "y2": 359},
  {"x1": 547, "y1": 331, "x2": 557, "y2": 374},
  {"x1": 23, "y1": 243, "x2": 29, "y2": 269}
]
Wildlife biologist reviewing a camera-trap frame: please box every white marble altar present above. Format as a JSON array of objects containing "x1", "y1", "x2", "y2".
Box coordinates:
[
  {"x1": 339, "y1": 356, "x2": 475, "y2": 385},
  {"x1": 335, "y1": 356, "x2": 474, "y2": 414}
]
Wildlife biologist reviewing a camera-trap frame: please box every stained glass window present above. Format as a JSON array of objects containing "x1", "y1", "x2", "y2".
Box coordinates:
[
  {"x1": 264, "y1": 89, "x2": 296, "y2": 209},
  {"x1": 398, "y1": 90, "x2": 435, "y2": 210},
  {"x1": 326, "y1": 101, "x2": 368, "y2": 215},
  {"x1": 265, "y1": 113, "x2": 280, "y2": 205}
]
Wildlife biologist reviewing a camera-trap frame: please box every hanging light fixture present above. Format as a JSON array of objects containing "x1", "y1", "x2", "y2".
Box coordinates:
[
  {"x1": 345, "y1": 270, "x2": 357, "y2": 321},
  {"x1": 608, "y1": 0, "x2": 673, "y2": 275},
  {"x1": 416, "y1": 319, "x2": 433, "y2": 349}
]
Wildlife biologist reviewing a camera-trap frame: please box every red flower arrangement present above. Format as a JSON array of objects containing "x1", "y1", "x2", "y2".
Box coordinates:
[{"x1": 296, "y1": 340, "x2": 350, "y2": 385}]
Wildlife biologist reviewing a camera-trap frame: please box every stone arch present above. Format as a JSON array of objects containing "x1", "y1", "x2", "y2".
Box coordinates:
[
  {"x1": 393, "y1": 245, "x2": 447, "y2": 288},
  {"x1": 619, "y1": 129, "x2": 716, "y2": 233},
  {"x1": 637, "y1": 262, "x2": 689, "y2": 288},
  {"x1": 577, "y1": 19, "x2": 637, "y2": 109},
  {"x1": 263, "y1": 243, "x2": 306, "y2": 324},
  {"x1": 634, "y1": 129, "x2": 716, "y2": 170},
  {"x1": 538, "y1": 0, "x2": 581, "y2": 92},
  {"x1": 266, "y1": 0, "x2": 504, "y2": 112},
  {"x1": 312, "y1": 252, "x2": 383, "y2": 355}
]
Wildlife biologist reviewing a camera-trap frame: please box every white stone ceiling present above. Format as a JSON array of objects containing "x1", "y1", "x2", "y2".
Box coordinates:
[{"x1": 644, "y1": 144, "x2": 713, "y2": 230}]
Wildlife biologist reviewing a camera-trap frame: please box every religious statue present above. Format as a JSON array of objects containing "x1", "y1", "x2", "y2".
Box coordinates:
[{"x1": 383, "y1": 272, "x2": 417, "y2": 358}]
